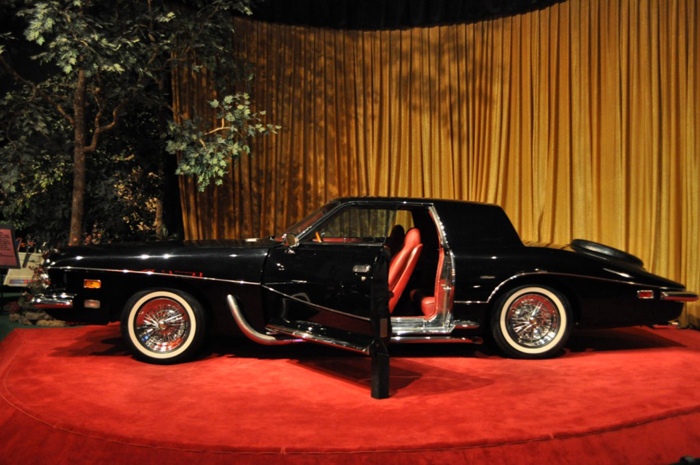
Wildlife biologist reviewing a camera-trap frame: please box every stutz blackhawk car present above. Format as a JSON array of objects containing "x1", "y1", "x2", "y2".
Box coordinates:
[{"x1": 37, "y1": 198, "x2": 697, "y2": 366}]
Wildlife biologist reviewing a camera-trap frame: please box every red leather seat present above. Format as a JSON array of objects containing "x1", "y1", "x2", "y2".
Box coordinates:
[
  {"x1": 409, "y1": 246, "x2": 446, "y2": 320},
  {"x1": 385, "y1": 225, "x2": 405, "y2": 257},
  {"x1": 388, "y1": 228, "x2": 422, "y2": 313},
  {"x1": 410, "y1": 289, "x2": 437, "y2": 319}
]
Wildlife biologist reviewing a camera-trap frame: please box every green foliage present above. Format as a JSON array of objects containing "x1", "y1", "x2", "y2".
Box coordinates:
[
  {"x1": 82, "y1": 103, "x2": 169, "y2": 243},
  {"x1": 0, "y1": 0, "x2": 275, "y2": 243},
  {"x1": 16, "y1": 0, "x2": 252, "y2": 82},
  {"x1": 0, "y1": 88, "x2": 73, "y2": 244},
  {"x1": 168, "y1": 93, "x2": 279, "y2": 190},
  {"x1": 0, "y1": 90, "x2": 168, "y2": 244}
]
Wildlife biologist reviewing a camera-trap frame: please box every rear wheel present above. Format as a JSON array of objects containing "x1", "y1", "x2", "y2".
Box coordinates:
[
  {"x1": 121, "y1": 290, "x2": 206, "y2": 364},
  {"x1": 491, "y1": 285, "x2": 571, "y2": 359}
]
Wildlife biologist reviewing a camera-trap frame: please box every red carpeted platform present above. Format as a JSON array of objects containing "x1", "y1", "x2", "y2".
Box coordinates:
[{"x1": 1, "y1": 324, "x2": 700, "y2": 464}]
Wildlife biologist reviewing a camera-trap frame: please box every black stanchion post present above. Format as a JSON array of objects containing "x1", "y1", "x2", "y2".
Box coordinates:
[
  {"x1": 370, "y1": 248, "x2": 391, "y2": 399},
  {"x1": 371, "y1": 338, "x2": 390, "y2": 399}
]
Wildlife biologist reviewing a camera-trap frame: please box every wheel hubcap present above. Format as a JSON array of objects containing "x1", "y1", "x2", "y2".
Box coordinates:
[
  {"x1": 506, "y1": 293, "x2": 560, "y2": 348},
  {"x1": 134, "y1": 298, "x2": 190, "y2": 353}
]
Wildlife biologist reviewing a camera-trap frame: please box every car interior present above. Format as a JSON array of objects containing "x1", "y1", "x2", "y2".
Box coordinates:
[
  {"x1": 305, "y1": 205, "x2": 442, "y2": 319},
  {"x1": 389, "y1": 207, "x2": 442, "y2": 319}
]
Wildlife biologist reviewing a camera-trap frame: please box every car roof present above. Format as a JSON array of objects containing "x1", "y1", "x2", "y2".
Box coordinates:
[
  {"x1": 333, "y1": 197, "x2": 523, "y2": 249},
  {"x1": 334, "y1": 196, "x2": 498, "y2": 208}
]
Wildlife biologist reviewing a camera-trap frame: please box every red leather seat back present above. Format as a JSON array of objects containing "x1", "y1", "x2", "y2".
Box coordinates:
[
  {"x1": 385, "y1": 225, "x2": 405, "y2": 258},
  {"x1": 388, "y1": 228, "x2": 422, "y2": 312}
]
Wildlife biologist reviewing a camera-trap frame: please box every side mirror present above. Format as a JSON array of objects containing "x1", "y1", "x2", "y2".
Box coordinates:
[{"x1": 283, "y1": 233, "x2": 298, "y2": 248}]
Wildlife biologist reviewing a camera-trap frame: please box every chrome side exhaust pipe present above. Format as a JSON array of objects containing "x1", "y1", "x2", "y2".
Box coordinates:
[{"x1": 226, "y1": 294, "x2": 303, "y2": 345}]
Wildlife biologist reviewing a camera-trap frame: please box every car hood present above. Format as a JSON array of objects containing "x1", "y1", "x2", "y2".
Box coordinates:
[
  {"x1": 45, "y1": 238, "x2": 281, "y2": 284},
  {"x1": 49, "y1": 238, "x2": 276, "y2": 259}
]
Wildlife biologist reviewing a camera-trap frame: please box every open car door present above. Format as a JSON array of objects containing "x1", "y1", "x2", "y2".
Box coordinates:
[
  {"x1": 264, "y1": 245, "x2": 390, "y2": 354},
  {"x1": 263, "y1": 204, "x2": 395, "y2": 397}
]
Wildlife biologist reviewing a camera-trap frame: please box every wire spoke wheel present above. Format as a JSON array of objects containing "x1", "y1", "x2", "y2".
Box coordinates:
[
  {"x1": 491, "y1": 286, "x2": 571, "y2": 359},
  {"x1": 134, "y1": 298, "x2": 191, "y2": 353},
  {"x1": 122, "y1": 290, "x2": 206, "y2": 364},
  {"x1": 505, "y1": 294, "x2": 560, "y2": 348}
]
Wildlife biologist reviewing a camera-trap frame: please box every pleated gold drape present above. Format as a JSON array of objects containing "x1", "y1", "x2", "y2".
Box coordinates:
[{"x1": 174, "y1": 0, "x2": 700, "y2": 325}]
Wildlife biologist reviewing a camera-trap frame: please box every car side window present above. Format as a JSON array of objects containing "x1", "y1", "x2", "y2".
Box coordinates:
[
  {"x1": 394, "y1": 210, "x2": 414, "y2": 231},
  {"x1": 305, "y1": 207, "x2": 399, "y2": 244}
]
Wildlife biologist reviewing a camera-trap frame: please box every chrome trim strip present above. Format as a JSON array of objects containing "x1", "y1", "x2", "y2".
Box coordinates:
[
  {"x1": 435, "y1": 248, "x2": 456, "y2": 322},
  {"x1": 50, "y1": 266, "x2": 261, "y2": 286},
  {"x1": 226, "y1": 295, "x2": 303, "y2": 345},
  {"x1": 33, "y1": 293, "x2": 75, "y2": 309},
  {"x1": 391, "y1": 336, "x2": 483, "y2": 344},
  {"x1": 266, "y1": 323, "x2": 370, "y2": 354},
  {"x1": 660, "y1": 291, "x2": 699, "y2": 302},
  {"x1": 390, "y1": 317, "x2": 479, "y2": 336},
  {"x1": 454, "y1": 271, "x2": 684, "y2": 305},
  {"x1": 262, "y1": 286, "x2": 371, "y2": 322},
  {"x1": 453, "y1": 320, "x2": 480, "y2": 330},
  {"x1": 428, "y1": 205, "x2": 450, "y2": 249}
]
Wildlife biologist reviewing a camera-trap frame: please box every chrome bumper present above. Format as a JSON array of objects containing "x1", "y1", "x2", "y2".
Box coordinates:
[
  {"x1": 660, "y1": 291, "x2": 699, "y2": 302},
  {"x1": 32, "y1": 293, "x2": 75, "y2": 309}
]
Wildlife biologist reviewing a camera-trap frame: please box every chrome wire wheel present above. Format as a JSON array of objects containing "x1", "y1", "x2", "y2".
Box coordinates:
[
  {"x1": 134, "y1": 298, "x2": 191, "y2": 353},
  {"x1": 491, "y1": 286, "x2": 572, "y2": 359},
  {"x1": 505, "y1": 294, "x2": 560, "y2": 348},
  {"x1": 123, "y1": 290, "x2": 206, "y2": 364}
]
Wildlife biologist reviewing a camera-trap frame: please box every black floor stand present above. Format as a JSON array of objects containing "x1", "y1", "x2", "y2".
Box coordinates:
[{"x1": 371, "y1": 345, "x2": 390, "y2": 399}]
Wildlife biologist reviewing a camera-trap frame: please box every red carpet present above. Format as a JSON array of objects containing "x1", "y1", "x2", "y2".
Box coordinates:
[{"x1": 1, "y1": 324, "x2": 700, "y2": 464}]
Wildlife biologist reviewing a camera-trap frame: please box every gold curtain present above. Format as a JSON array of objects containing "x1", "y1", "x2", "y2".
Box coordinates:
[{"x1": 173, "y1": 0, "x2": 700, "y2": 325}]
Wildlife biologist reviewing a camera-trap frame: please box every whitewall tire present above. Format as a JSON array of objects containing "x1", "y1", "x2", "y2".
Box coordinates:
[
  {"x1": 490, "y1": 285, "x2": 572, "y2": 359},
  {"x1": 121, "y1": 290, "x2": 206, "y2": 364}
]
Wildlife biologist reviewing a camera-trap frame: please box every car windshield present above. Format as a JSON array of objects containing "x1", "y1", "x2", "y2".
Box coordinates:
[{"x1": 275, "y1": 201, "x2": 340, "y2": 240}]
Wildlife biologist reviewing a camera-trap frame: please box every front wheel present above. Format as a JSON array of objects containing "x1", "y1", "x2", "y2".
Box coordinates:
[
  {"x1": 121, "y1": 290, "x2": 206, "y2": 364},
  {"x1": 490, "y1": 285, "x2": 572, "y2": 359}
]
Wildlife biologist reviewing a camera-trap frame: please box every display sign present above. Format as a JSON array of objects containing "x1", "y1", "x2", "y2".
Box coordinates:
[{"x1": 0, "y1": 224, "x2": 20, "y2": 269}]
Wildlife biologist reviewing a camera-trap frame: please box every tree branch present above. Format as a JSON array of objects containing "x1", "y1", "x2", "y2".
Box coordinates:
[
  {"x1": 88, "y1": 76, "x2": 104, "y2": 139},
  {"x1": 84, "y1": 101, "x2": 125, "y2": 153},
  {"x1": 84, "y1": 56, "x2": 157, "y2": 153},
  {"x1": 0, "y1": 55, "x2": 75, "y2": 126},
  {"x1": 165, "y1": 103, "x2": 188, "y2": 122}
]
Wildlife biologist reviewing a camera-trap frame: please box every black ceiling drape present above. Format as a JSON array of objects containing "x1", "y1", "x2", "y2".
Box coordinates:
[{"x1": 248, "y1": 0, "x2": 562, "y2": 29}]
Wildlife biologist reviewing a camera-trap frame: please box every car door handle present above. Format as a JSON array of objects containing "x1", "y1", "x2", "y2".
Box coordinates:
[{"x1": 353, "y1": 264, "x2": 372, "y2": 274}]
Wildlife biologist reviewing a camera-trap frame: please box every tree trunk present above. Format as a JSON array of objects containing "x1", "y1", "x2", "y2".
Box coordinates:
[
  {"x1": 154, "y1": 196, "x2": 164, "y2": 239},
  {"x1": 154, "y1": 98, "x2": 169, "y2": 240},
  {"x1": 69, "y1": 70, "x2": 87, "y2": 246}
]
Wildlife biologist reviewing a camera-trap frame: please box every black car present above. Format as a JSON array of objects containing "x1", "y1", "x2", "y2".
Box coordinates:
[{"x1": 36, "y1": 197, "x2": 697, "y2": 365}]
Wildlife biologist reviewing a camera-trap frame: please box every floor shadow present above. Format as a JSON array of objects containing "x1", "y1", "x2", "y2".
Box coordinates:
[
  {"x1": 289, "y1": 356, "x2": 494, "y2": 397},
  {"x1": 389, "y1": 341, "x2": 498, "y2": 359},
  {"x1": 291, "y1": 357, "x2": 419, "y2": 393},
  {"x1": 205, "y1": 334, "x2": 495, "y2": 396},
  {"x1": 48, "y1": 325, "x2": 129, "y2": 358},
  {"x1": 565, "y1": 326, "x2": 685, "y2": 354}
]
